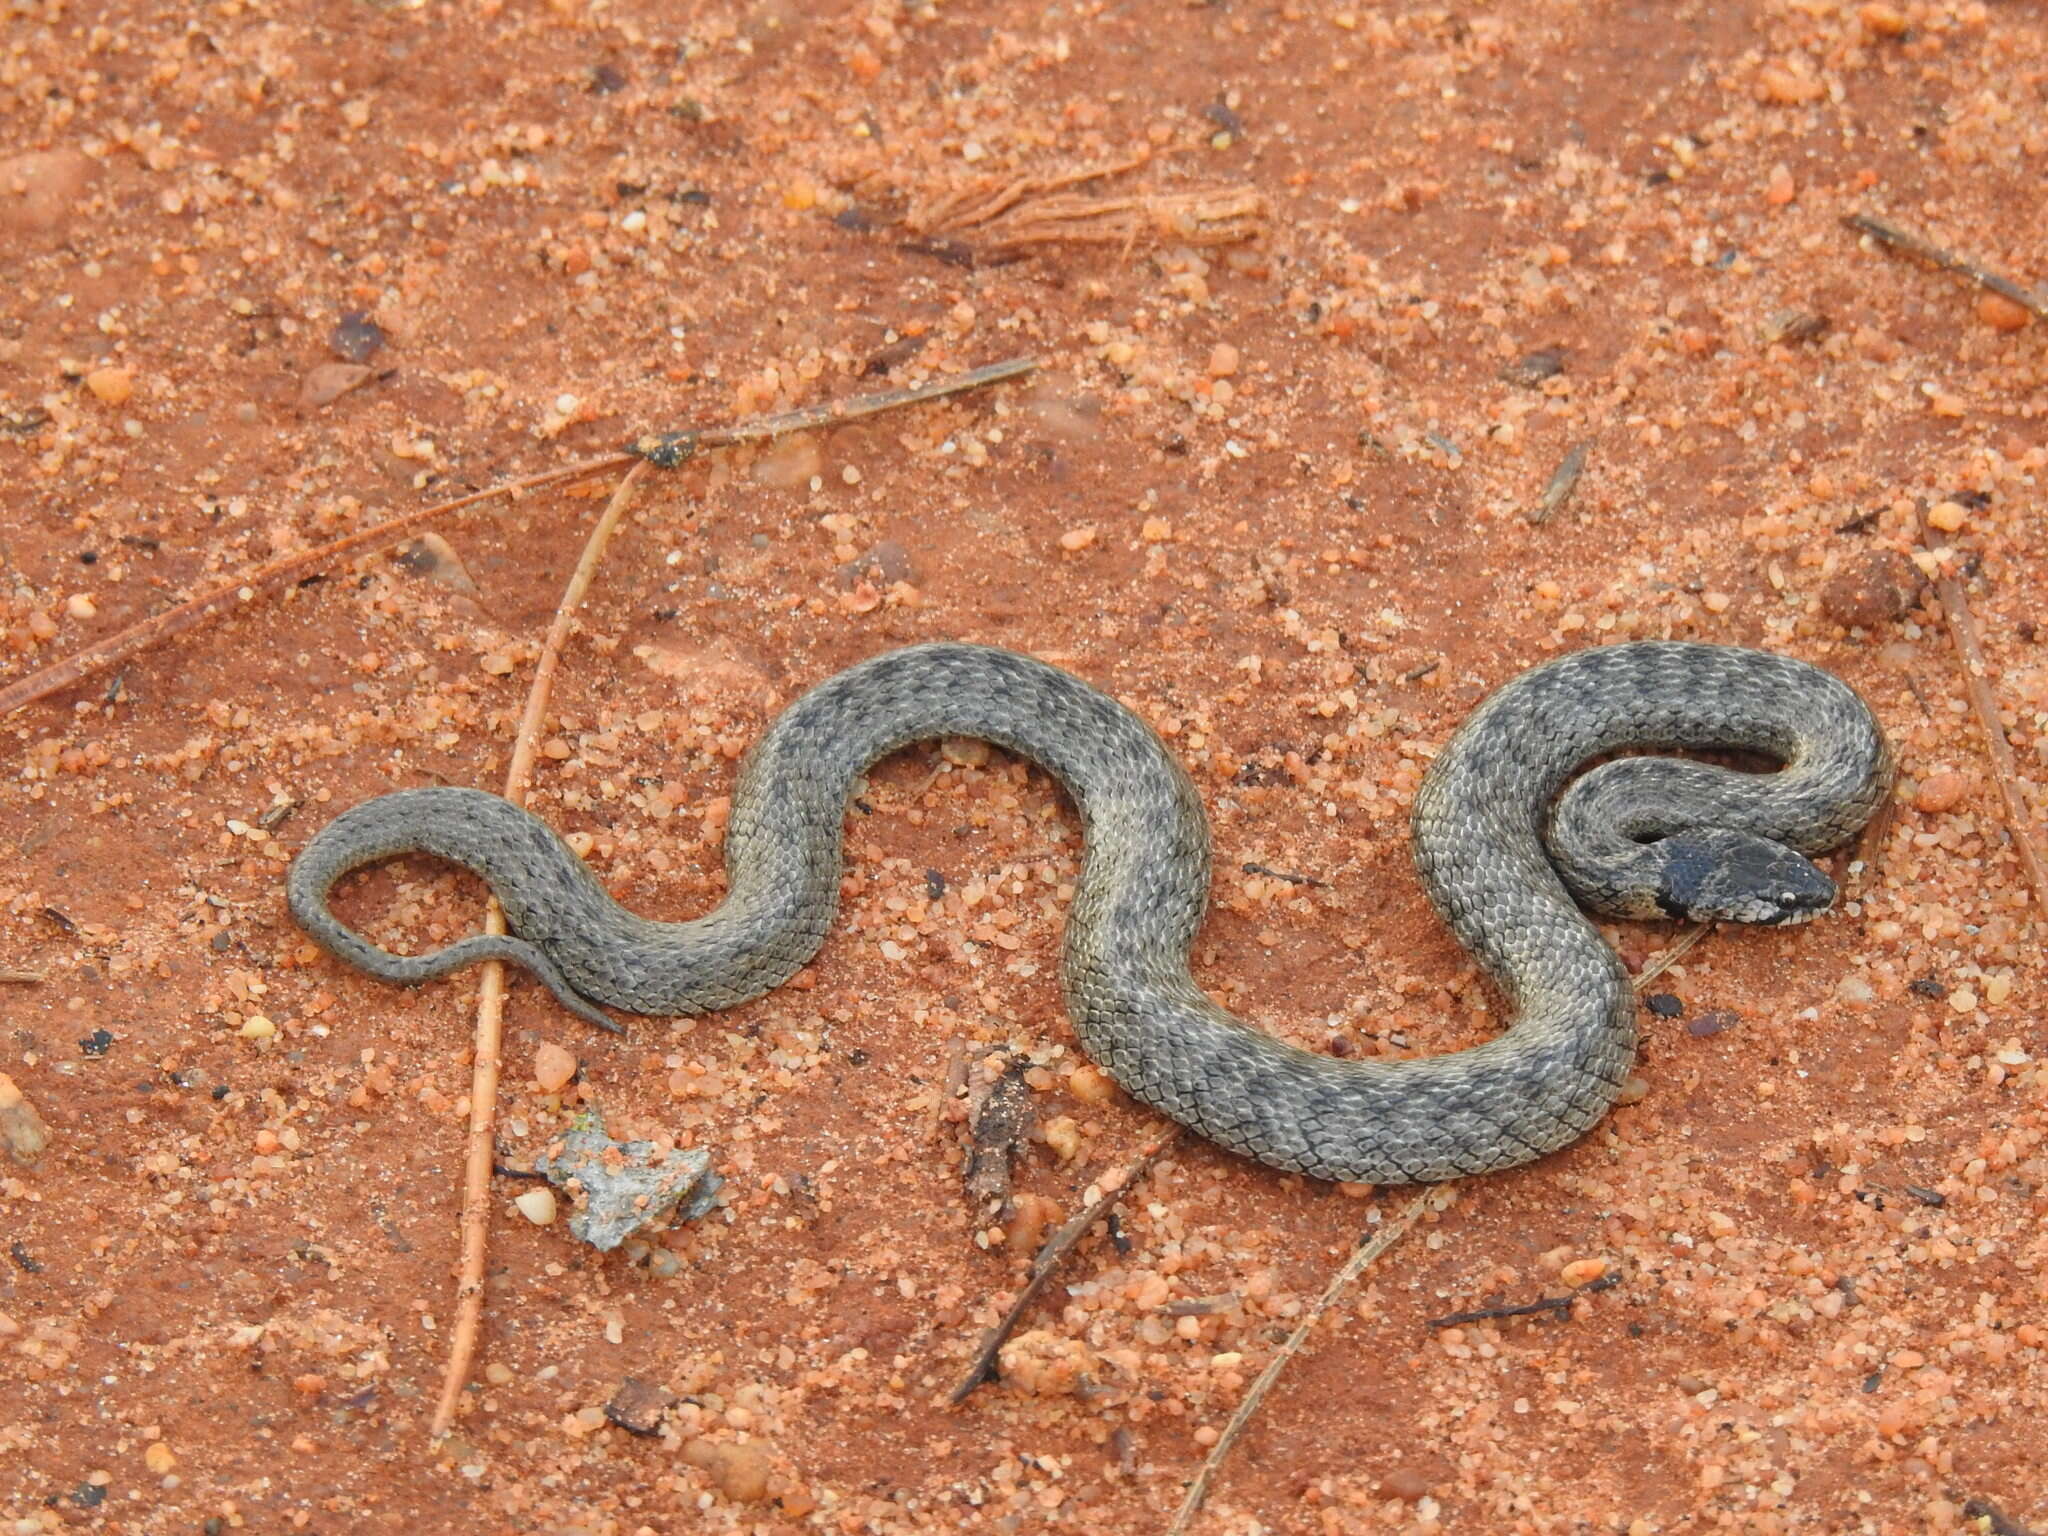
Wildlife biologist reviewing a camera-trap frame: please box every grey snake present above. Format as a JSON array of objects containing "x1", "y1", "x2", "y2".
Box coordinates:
[{"x1": 286, "y1": 640, "x2": 1890, "y2": 1183}]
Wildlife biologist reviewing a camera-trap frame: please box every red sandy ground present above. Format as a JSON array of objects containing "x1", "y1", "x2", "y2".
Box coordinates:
[{"x1": 1, "y1": 2, "x2": 2044, "y2": 1533}]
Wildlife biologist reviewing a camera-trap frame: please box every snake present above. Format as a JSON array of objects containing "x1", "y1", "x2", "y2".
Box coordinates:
[{"x1": 286, "y1": 640, "x2": 1890, "y2": 1184}]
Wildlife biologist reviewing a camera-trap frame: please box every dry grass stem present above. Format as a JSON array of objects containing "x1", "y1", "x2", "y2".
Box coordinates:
[
  {"x1": 1167, "y1": 1188, "x2": 1446, "y2": 1535},
  {"x1": 430, "y1": 459, "x2": 650, "y2": 1440},
  {"x1": 949, "y1": 1126, "x2": 1181, "y2": 1405},
  {"x1": 1632, "y1": 922, "x2": 1710, "y2": 990},
  {"x1": 1, "y1": 357, "x2": 1038, "y2": 722},
  {"x1": 1843, "y1": 212, "x2": 2047, "y2": 319},
  {"x1": 1915, "y1": 504, "x2": 2048, "y2": 917},
  {"x1": 0, "y1": 451, "x2": 636, "y2": 721}
]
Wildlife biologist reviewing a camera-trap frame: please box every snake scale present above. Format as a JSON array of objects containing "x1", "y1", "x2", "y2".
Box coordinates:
[{"x1": 287, "y1": 640, "x2": 1890, "y2": 1184}]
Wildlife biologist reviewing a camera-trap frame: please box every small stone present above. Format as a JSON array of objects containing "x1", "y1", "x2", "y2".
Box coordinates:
[
  {"x1": 1821, "y1": 550, "x2": 1923, "y2": 630},
  {"x1": 1140, "y1": 518, "x2": 1172, "y2": 542},
  {"x1": 1764, "y1": 163, "x2": 1796, "y2": 206},
  {"x1": 1976, "y1": 294, "x2": 2033, "y2": 333},
  {"x1": 1206, "y1": 342, "x2": 1241, "y2": 378},
  {"x1": 682, "y1": 1439, "x2": 775, "y2": 1502},
  {"x1": 143, "y1": 1443, "x2": 176, "y2": 1476},
  {"x1": 78, "y1": 1028, "x2": 114, "y2": 1056},
  {"x1": 1058, "y1": 525, "x2": 1098, "y2": 552},
  {"x1": 330, "y1": 311, "x2": 386, "y2": 363},
  {"x1": 1643, "y1": 993, "x2": 1682, "y2": 1019},
  {"x1": 0, "y1": 1074, "x2": 51, "y2": 1166},
  {"x1": 1615, "y1": 1076, "x2": 1651, "y2": 1105},
  {"x1": 238, "y1": 1015, "x2": 276, "y2": 1040},
  {"x1": 1041, "y1": 1115, "x2": 1082, "y2": 1162},
  {"x1": 514, "y1": 1187, "x2": 558, "y2": 1225},
  {"x1": 65, "y1": 593, "x2": 97, "y2": 620},
  {"x1": 1836, "y1": 974, "x2": 1876, "y2": 1006},
  {"x1": 1687, "y1": 1011, "x2": 1738, "y2": 1037},
  {"x1": 997, "y1": 1329, "x2": 1097, "y2": 1396},
  {"x1": 1948, "y1": 987, "x2": 1978, "y2": 1015},
  {"x1": 84, "y1": 367, "x2": 134, "y2": 406},
  {"x1": 1498, "y1": 349, "x2": 1564, "y2": 388},
  {"x1": 1758, "y1": 67, "x2": 1824, "y2": 104},
  {"x1": 1381, "y1": 1466, "x2": 1432, "y2": 1501},
  {"x1": 299, "y1": 362, "x2": 375, "y2": 411},
  {"x1": 1561, "y1": 1257, "x2": 1609, "y2": 1287},
  {"x1": 1701, "y1": 591, "x2": 1731, "y2": 614},
  {"x1": 1925, "y1": 500, "x2": 1968, "y2": 533},
  {"x1": 1928, "y1": 393, "x2": 1967, "y2": 418},
  {"x1": 1067, "y1": 1064, "x2": 1118, "y2": 1103},
  {"x1": 533, "y1": 1112, "x2": 719, "y2": 1250},
  {"x1": 479, "y1": 652, "x2": 516, "y2": 676},
  {"x1": 940, "y1": 737, "x2": 991, "y2": 768},
  {"x1": 0, "y1": 149, "x2": 96, "y2": 235},
  {"x1": 1913, "y1": 773, "x2": 1967, "y2": 814},
  {"x1": 484, "y1": 1361, "x2": 516, "y2": 1385},
  {"x1": 604, "y1": 1376, "x2": 677, "y2": 1436},
  {"x1": 533, "y1": 1041, "x2": 578, "y2": 1093},
  {"x1": 1859, "y1": 2, "x2": 1908, "y2": 35}
]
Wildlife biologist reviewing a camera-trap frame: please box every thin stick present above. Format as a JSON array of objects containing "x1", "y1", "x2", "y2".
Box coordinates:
[
  {"x1": 1632, "y1": 922, "x2": 1710, "y2": 990},
  {"x1": 627, "y1": 356, "x2": 1040, "y2": 467},
  {"x1": 949, "y1": 1126, "x2": 1180, "y2": 1405},
  {"x1": 0, "y1": 356, "x2": 1039, "y2": 720},
  {"x1": 1425, "y1": 1270, "x2": 1619, "y2": 1328},
  {"x1": 1527, "y1": 441, "x2": 1591, "y2": 526},
  {"x1": 1166, "y1": 1188, "x2": 1444, "y2": 1536},
  {"x1": 0, "y1": 970, "x2": 42, "y2": 984},
  {"x1": 0, "y1": 452, "x2": 635, "y2": 720},
  {"x1": 1915, "y1": 504, "x2": 2048, "y2": 915},
  {"x1": 1842, "y1": 213, "x2": 2047, "y2": 320},
  {"x1": 431, "y1": 460, "x2": 649, "y2": 1440}
]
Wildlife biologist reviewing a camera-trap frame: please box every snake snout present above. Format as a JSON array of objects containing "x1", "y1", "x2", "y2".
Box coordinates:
[{"x1": 1652, "y1": 829, "x2": 1836, "y2": 926}]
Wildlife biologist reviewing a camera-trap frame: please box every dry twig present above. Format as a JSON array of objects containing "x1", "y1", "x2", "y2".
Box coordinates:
[
  {"x1": 1915, "y1": 503, "x2": 2048, "y2": 916},
  {"x1": 1167, "y1": 1188, "x2": 1445, "y2": 1535},
  {"x1": 432, "y1": 460, "x2": 649, "y2": 1439},
  {"x1": 1843, "y1": 212, "x2": 2047, "y2": 320},
  {"x1": 1632, "y1": 922, "x2": 1710, "y2": 989},
  {"x1": 0, "y1": 358, "x2": 1039, "y2": 721},
  {"x1": 949, "y1": 1127, "x2": 1180, "y2": 1405}
]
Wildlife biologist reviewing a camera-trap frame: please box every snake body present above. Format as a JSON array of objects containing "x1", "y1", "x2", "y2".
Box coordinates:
[{"x1": 287, "y1": 641, "x2": 1889, "y2": 1183}]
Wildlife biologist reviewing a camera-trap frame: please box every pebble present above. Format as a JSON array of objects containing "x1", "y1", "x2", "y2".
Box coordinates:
[
  {"x1": 0, "y1": 149, "x2": 94, "y2": 234},
  {"x1": 514, "y1": 1188, "x2": 558, "y2": 1225},
  {"x1": 143, "y1": 1443, "x2": 176, "y2": 1476},
  {"x1": 298, "y1": 362, "x2": 374, "y2": 411},
  {"x1": 1977, "y1": 294, "x2": 2033, "y2": 332},
  {"x1": 84, "y1": 367, "x2": 134, "y2": 406},
  {"x1": 0, "y1": 1073, "x2": 50, "y2": 1166},
  {"x1": 1058, "y1": 525, "x2": 1098, "y2": 552},
  {"x1": 1381, "y1": 1466, "x2": 1432, "y2": 1501},
  {"x1": 1643, "y1": 993, "x2": 1682, "y2": 1019},
  {"x1": 1764, "y1": 164, "x2": 1796, "y2": 206},
  {"x1": 1615, "y1": 1076, "x2": 1651, "y2": 1105},
  {"x1": 604, "y1": 1376, "x2": 677, "y2": 1436},
  {"x1": 329, "y1": 310, "x2": 386, "y2": 363},
  {"x1": 1913, "y1": 773, "x2": 1967, "y2": 814},
  {"x1": 1925, "y1": 500, "x2": 1968, "y2": 533},
  {"x1": 1206, "y1": 343, "x2": 1241, "y2": 378},
  {"x1": 533, "y1": 1041, "x2": 577, "y2": 1092},
  {"x1": 998, "y1": 1329, "x2": 1097, "y2": 1396},
  {"x1": 1561, "y1": 1257, "x2": 1610, "y2": 1287},
  {"x1": 1821, "y1": 550, "x2": 1923, "y2": 630},
  {"x1": 681, "y1": 1438, "x2": 775, "y2": 1502},
  {"x1": 238, "y1": 1015, "x2": 276, "y2": 1040},
  {"x1": 1686, "y1": 1011, "x2": 1738, "y2": 1037}
]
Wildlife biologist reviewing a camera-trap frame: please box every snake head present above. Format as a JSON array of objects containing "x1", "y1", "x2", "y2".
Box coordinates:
[{"x1": 1652, "y1": 829, "x2": 1837, "y2": 926}]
